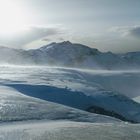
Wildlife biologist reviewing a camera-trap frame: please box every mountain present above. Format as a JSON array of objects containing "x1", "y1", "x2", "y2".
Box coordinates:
[
  {"x1": 28, "y1": 41, "x2": 101, "y2": 67},
  {"x1": 0, "y1": 41, "x2": 140, "y2": 69},
  {"x1": 29, "y1": 41, "x2": 125, "y2": 69}
]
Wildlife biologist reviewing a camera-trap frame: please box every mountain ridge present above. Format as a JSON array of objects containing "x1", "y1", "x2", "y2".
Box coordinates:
[{"x1": 0, "y1": 41, "x2": 140, "y2": 69}]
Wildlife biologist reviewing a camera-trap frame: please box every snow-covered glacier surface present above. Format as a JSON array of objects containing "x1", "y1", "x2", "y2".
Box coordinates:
[
  {"x1": 0, "y1": 85, "x2": 118, "y2": 123},
  {"x1": 0, "y1": 65, "x2": 140, "y2": 139},
  {"x1": 0, "y1": 121, "x2": 140, "y2": 140},
  {"x1": 0, "y1": 66, "x2": 140, "y2": 122}
]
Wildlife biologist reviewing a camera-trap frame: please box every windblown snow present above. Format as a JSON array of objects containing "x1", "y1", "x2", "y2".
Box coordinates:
[
  {"x1": 0, "y1": 66, "x2": 139, "y2": 139},
  {"x1": 0, "y1": 42, "x2": 140, "y2": 139}
]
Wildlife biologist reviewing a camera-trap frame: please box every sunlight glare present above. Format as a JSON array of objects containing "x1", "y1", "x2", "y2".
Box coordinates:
[{"x1": 0, "y1": 0, "x2": 28, "y2": 36}]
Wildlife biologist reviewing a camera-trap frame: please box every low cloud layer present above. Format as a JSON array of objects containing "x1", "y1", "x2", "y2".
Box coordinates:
[
  {"x1": 0, "y1": 25, "x2": 65, "y2": 48},
  {"x1": 129, "y1": 26, "x2": 140, "y2": 38},
  {"x1": 110, "y1": 25, "x2": 140, "y2": 38}
]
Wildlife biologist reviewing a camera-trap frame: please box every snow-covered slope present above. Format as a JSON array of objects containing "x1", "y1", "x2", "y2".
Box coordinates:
[
  {"x1": 0, "y1": 121, "x2": 140, "y2": 140},
  {"x1": 0, "y1": 41, "x2": 140, "y2": 69},
  {"x1": 133, "y1": 96, "x2": 140, "y2": 103},
  {"x1": 6, "y1": 83, "x2": 140, "y2": 123},
  {"x1": 0, "y1": 66, "x2": 140, "y2": 139},
  {"x1": 0, "y1": 86, "x2": 119, "y2": 123},
  {"x1": 0, "y1": 66, "x2": 140, "y2": 122}
]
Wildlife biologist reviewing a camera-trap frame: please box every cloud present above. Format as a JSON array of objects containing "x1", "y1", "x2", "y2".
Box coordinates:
[
  {"x1": 17, "y1": 26, "x2": 64, "y2": 45},
  {"x1": 129, "y1": 26, "x2": 140, "y2": 38},
  {"x1": 0, "y1": 25, "x2": 65, "y2": 48},
  {"x1": 109, "y1": 25, "x2": 140, "y2": 38},
  {"x1": 42, "y1": 36, "x2": 65, "y2": 43}
]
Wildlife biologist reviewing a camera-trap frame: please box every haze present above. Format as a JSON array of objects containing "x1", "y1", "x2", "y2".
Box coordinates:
[{"x1": 0, "y1": 0, "x2": 140, "y2": 53}]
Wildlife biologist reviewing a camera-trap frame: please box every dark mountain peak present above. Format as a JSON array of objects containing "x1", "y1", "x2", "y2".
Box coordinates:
[{"x1": 59, "y1": 41, "x2": 72, "y2": 45}]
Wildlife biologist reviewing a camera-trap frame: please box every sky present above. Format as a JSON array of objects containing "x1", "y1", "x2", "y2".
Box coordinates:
[{"x1": 0, "y1": 0, "x2": 140, "y2": 53}]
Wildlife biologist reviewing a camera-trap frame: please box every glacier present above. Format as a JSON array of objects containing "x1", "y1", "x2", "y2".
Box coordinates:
[{"x1": 0, "y1": 66, "x2": 139, "y2": 139}]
